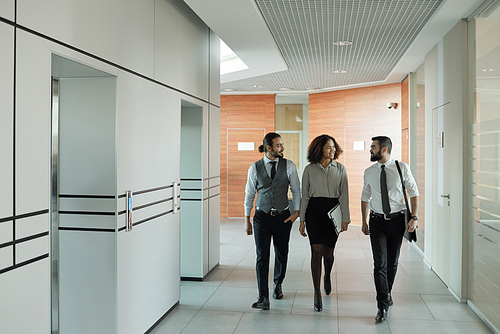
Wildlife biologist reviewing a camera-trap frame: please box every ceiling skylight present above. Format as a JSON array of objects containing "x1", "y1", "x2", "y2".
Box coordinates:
[{"x1": 220, "y1": 40, "x2": 248, "y2": 75}]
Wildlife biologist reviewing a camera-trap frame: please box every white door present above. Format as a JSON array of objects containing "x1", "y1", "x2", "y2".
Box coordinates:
[{"x1": 431, "y1": 103, "x2": 451, "y2": 284}]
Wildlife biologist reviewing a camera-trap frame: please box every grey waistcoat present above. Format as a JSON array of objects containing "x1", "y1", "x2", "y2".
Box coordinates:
[{"x1": 254, "y1": 158, "x2": 289, "y2": 213}]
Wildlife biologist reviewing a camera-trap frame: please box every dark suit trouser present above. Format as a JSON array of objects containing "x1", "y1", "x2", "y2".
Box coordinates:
[
  {"x1": 253, "y1": 209, "x2": 292, "y2": 298},
  {"x1": 369, "y1": 213, "x2": 406, "y2": 310}
]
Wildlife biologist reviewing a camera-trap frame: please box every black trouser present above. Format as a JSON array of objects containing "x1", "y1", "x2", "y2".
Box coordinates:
[
  {"x1": 253, "y1": 209, "x2": 293, "y2": 298},
  {"x1": 369, "y1": 212, "x2": 406, "y2": 310}
]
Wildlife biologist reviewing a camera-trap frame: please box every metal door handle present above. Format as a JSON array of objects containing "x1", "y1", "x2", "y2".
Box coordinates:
[
  {"x1": 441, "y1": 194, "x2": 450, "y2": 199},
  {"x1": 173, "y1": 182, "x2": 180, "y2": 213},
  {"x1": 126, "y1": 190, "x2": 133, "y2": 231}
]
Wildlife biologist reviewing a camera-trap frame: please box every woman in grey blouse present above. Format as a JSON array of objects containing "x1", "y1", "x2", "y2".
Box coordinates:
[{"x1": 299, "y1": 134, "x2": 351, "y2": 311}]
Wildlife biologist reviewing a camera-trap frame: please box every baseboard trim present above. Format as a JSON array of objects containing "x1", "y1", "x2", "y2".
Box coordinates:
[
  {"x1": 144, "y1": 301, "x2": 179, "y2": 334},
  {"x1": 181, "y1": 263, "x2": 220, "y2": 282},
  {"x1": 468, "y1": 300, "x2": 500, "y2": 334}
]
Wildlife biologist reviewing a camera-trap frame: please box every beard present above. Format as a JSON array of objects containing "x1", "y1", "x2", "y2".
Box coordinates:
[
  {"x1": 370, "y1": 151, "x2": 383, "y2": 162},
  {"x1": 270, "y1": 149, "x2": 284, "y2": 158}
]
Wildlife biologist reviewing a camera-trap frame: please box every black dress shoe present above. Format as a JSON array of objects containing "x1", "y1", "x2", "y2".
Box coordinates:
[
  {"x1": 387, "y1": 293, "x2": 393, "y2": 306},
  {"x1": 375, "y1": 308, "x2": 387, "y2": 321},
  {"x1": 324, "y1": 275, "x2": 332, "y2": 295},
  {"x1": 314, "y1": 292, "x2": 323, "y2": 312},
  {"x1": 252, "y1": 296, "x2": 270, "y2": 310},
  {"x1": 273, "y1": 283, "x2": 283, "y2": 299}
]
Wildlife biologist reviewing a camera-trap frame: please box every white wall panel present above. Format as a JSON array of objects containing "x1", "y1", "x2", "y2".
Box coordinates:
[
  {"x1": 117, "y1": 72, "x2": 180, "y2": 192},
  {"x1": 16, "y1": 234, "x2": 49, "y2": 263},
  {"x1": 180, "y1": 201, "x2": 203, "y2": 277},
  {"x1": 0, "y1": 24, "x2": 13, "y2": 220},
  {"x1": 203, "y1": 105, "x2": 210, "y2": 180},
  {"x1": 155, "y1": 0, "x2": 209, "y2": 100},
  {"x1": 0, "y1": 259, "x2": 50, "y2": 333},
  {"x1": 0, "y1": 1, "x2": 14, "y2": 21},
  {"x1": 15, "y1": 31, "x2": 50, "y2": 214},
  {"x1": 117, "y1": 215, "x2": 179, "y2": 334},
  {"x1": 116, "y1": 72, "x2": 181, "y2": 334},
  {"x1": 15, "y1": 214, "x2": 49, "y2": 239},
  {"x1": 17, "y1": 0, "x2": 155, "y2": 77},
  {"x1": 0, "y1": 221, "x2": 13, "y2": 245},
  {"x1": 208, "y1": 196, "x2": 220, "y2": 269},
  {"x1": 59, "y1": 77, "x2": 116, "y2": 196},
  {"x1": 209, "y1": 106, "x2": 221, "y2": 178},
  {"x1": 60, "y1": 231, "x2": 116, "y2": 334},
  {"x1": 210, "y1": 30, "x2": 221, "y2": 106},
  {"x1": 0, "y1": 245, "x2": 13, "y2": 270}
]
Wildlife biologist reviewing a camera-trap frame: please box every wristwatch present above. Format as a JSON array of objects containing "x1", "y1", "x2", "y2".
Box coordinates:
[{"x1": 410, "y1": 216, "x2": 418, "y2": 220}]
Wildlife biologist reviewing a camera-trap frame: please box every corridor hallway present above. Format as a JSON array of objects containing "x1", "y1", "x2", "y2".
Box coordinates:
[{"x1": 152, "y1": 219, "x2": 492, "y2": 334}]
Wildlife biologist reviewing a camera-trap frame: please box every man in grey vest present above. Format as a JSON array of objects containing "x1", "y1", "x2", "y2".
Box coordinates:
[{"x1": 244, "y1": 132, "x2": 301, "y2": 310}]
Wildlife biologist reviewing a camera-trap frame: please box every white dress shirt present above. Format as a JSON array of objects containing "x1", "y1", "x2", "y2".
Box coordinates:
[
  {"x1": 361, "y1": 159, "x2": 419, "y2": 214},
  {"x1": 300, "y1": 161, "x2": 350, "y2": 223},
  {"x1": 244, "y1": 156, "x2": 301, "y2": 216}
]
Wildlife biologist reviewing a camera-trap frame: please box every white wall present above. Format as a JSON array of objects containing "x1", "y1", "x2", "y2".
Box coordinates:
[
  {"x1": 0, "y1": 0, "x2": 220, "y2": 332},
  {"x1": 425, "y1": 19, "x2": 468, "y2": 300}
]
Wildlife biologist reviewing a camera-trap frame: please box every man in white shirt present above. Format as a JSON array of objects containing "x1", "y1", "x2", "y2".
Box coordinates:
[
  {"x1": 361, "y1": 136, "x2": 419, "y2": 321},
  {"x1": 244, "y1": 132, "x2": 301, "y2": 310}
]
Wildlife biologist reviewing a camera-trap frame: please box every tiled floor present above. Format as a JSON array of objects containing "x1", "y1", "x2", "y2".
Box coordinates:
[{"x1": 151, "y1": 218, "x2": 493, "y2": 334}]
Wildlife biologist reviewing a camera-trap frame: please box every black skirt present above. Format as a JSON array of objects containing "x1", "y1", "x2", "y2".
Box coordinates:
[{"x1": 305, "y1": 197, "x2": 340, "y2": 248}]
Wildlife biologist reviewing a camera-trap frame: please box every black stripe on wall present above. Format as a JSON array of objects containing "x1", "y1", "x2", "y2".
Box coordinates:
[
  {"x1": 133, "y1": 185, "x2": 173, "y2": 196},
  {"x1": 0, "y1": 216, "x2": 14, "y2": 224},
  {"x1": 0, "y1": 231, "x2": 49, "y2": 249},
  {"x1": 59, "y1": 194, "x2": 115, "y2": 199},
  {"x1": 12, "y1": 12, "x2": 17, "y2": 267},
  {"x1": 59, "y1": 227, "x2": 115, "y2": 233},
  {"x1": 16, "y1": 209, "x2": 49, "y2": 220},
  {"x1": 59, "y1": 211, "x2": 115, "y2": 216},
  {"x1": 0, "y1": 253, "x2": 49, "y2": 275},
  {"x1": 0, "y1": 17, "x2": 219, "y2": 109}
]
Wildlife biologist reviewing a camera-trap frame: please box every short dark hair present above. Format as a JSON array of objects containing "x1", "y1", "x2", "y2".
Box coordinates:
[
  {"x1": 372, "y1": 136, "x2": 392, "y2": 154},
  {"x1": 307, "y1": 134, "x2": 343, "y2": 163},
  {"x1": 258, "y1": 132, "x2": 281, "y2": 153}
]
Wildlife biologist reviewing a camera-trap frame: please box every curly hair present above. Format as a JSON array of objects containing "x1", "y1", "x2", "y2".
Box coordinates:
[{"x1": 307, "y1": 134, "x2": 343, "y2": 163}]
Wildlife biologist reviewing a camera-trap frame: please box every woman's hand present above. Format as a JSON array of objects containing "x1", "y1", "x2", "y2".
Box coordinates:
[
  {"x1": 341, "y1": 222, "x2": 349, "y2": 232},
  {"x1": 299, "y1": 221, "x2": 307, "y2": 237}
]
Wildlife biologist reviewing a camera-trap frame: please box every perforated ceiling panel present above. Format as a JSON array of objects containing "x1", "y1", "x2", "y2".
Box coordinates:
[{"x1": 221, "y1": 0, "x2": 444, "y2": 93}]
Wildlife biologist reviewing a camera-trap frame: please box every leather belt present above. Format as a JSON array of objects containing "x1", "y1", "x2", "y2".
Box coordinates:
[
  {"x1": 370, "y1": 210, "x2": 405, "y2": 220},
  {"x1": 257, "y1": 209, "x2": 286, "y2": 216}
]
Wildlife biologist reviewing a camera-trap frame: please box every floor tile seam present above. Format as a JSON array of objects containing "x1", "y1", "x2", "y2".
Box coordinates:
[
  {"x1": 231, "y1": 312, "x2": 246, "y2": 334},
  {"x1": 419, "y1": 293, "x2": 438, "y2": 321}
]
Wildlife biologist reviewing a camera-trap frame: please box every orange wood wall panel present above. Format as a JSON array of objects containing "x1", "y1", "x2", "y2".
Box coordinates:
[
  {"x1": 220, "y1": 95, "x2": 275, "y2": 217},
  {"x1": 309, "y1": 83, "x2": 402, "y2": 225}
]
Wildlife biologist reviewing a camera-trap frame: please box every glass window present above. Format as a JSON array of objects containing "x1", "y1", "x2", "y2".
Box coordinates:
[{"x1": 468, "y1": 4, "x2": 500, "y2": 330}]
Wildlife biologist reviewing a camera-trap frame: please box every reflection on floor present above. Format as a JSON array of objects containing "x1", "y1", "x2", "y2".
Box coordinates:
[{"x1": 151, "y1": 218, "x2": 492, "y2": 334}]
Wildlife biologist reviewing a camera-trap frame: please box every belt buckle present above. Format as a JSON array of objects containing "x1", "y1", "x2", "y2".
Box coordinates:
[
  {"x1": 270, "y1": 210, "x2": 278, "y2": 216},
  {"x1": 383, "y1": 213, "x2": 391, "y2": 220}
]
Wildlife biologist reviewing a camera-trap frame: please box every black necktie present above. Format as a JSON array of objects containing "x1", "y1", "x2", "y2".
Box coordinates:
[
  {"x1": 270, "y1": 161, "x2": 277, "y2": 179},
  {"x1": 381, "y1": 165, "x2": 391, "y2": 214}
]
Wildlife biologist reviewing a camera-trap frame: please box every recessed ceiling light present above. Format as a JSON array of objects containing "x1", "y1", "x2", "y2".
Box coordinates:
[
  {"x1": 333, "y1": 41, "x2": 352, "y2": 46},
  {"x1": 333, "y1": 70, "x2": 347, "y2": 74},
  {"x1": 253, "y1": 85, "x2": 263, "y2": 88},
  {"x1": 280, "y1": 87, "x2": 292, "y2": 91},
  {"x1": 307, "y1": 87, "x2": 319, "y2": 91},
  {"x1": 224, "y1": 88, "x2": 236, "y2": 92}
]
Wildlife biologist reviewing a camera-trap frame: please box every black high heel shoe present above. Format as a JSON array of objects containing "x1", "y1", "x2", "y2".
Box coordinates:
[{"x1": 314, "y1": 291, "x2": 323, "y2": 312}]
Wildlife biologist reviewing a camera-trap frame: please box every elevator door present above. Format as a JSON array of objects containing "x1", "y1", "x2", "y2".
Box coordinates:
[{"x1": 51, "y1": 54, "x2": 117, "y2": 334}]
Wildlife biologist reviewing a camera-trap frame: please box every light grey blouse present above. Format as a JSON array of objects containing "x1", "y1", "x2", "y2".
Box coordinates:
[{"x1": 300, "y1": 160, "x2": 350, "y2": 223}]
